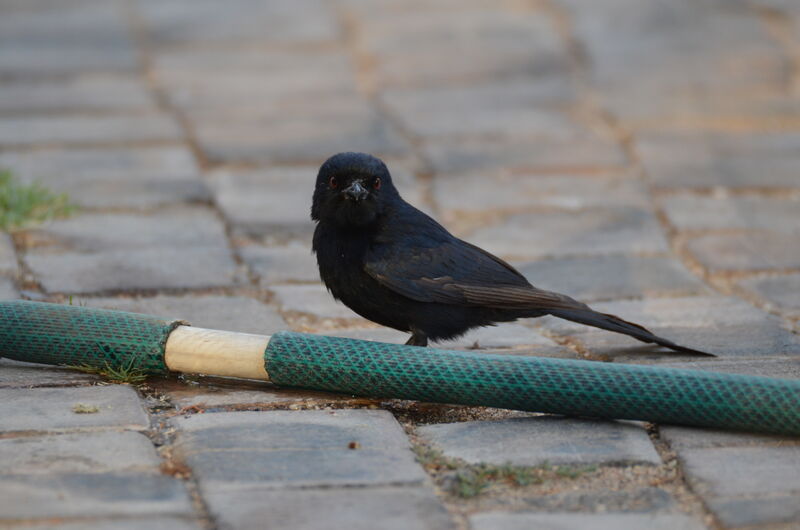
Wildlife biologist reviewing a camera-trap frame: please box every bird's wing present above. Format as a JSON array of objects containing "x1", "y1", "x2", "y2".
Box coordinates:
[{"x1": 364, "y1": 237, "x2": 581, "y2": 310}]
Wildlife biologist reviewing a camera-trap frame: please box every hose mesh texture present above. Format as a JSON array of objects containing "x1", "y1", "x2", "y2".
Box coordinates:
[
  {"x1": 0, "y1": 301, "x2": 181, "y2": 374},
  {"x1": 266, "y1": 331, "x2": 800, "y2": 436}
]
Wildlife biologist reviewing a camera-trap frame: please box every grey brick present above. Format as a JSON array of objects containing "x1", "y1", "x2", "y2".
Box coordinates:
[
  {"x1": 361, "y1": 11, "x2": 570, "y2": 88},
  {"x1": 0, "y1": 473, "x2": 192, "y2": 519},
  {"x1": 0, "y1": 431, "x2": 161, "y2": 474},
  {"x1": 172, "y1": 410, "x2": 427, "y2": 488},
  {"x1": 270, "y1": 283, "x2": 363, "y2": 321},
  {"x1": 517, "y1": 255, "x2": 708, "y2": 303},
  {"x1": 564, "y1": 0, "x2": 785, "y2": 119},
  {"x1": 638, "y1": 131, "x2": 800, "y2": 189},
  {"x1": 204, "y1": 486, "x2": 454, "y2": 530},
  {"x1": 137, "y1": 0, "x2": 339, "y2": 47},
  {"x1": 660, "y1": 425, "x2": 797, "y2": 450},
  {"x1": 153, "y1": 50, "x2": 357, "y2": 109},
  {"x1": 418, "y1": 416, "x2": 661, "y2": 466},
  {"x1": 660, "y1": 194, "x2": 800, "y2": 232},
  {"x1": 465, "y1": 208, "x2": 668, "y2": 260},
  {"x1": 26, "y1": 208, "x2": 228, "y2": 252},
  {"x1": 470, "y1": 512, "x2": 705, "y2": 530},
  {"x1": 22, "y1": 518, "x2": 203, "y2": 530},
  {"x1": 434, "y1": 172, "x2": 648, "y2": 216},
  {"x1": 0, "y1": 114, "x2": 182, "y2": 147},
  {"x1": 27, "y1": 245, "x2": 242, "y2": 294},
  {"x1": 0, "y1": 77, "x2": 154, "y2": 114},
  {"x1": 424, "y1": 136, "x2": 626, "y2": 175},
  {"x1": 240, "y1": 242, "x2": 320, "y2": 284},
  {"x1": 209, "y1": 167, "x2": 316, "y2": 239},
  {"x1": 687, "y1": 232, "x2": 800, "y2": 272},
  {"x1": 194, "y1": 106, "x2": 409, "y2": 164},
  {"x1": 737, "y1": 273, "x2": 800, "y2": 319},
  {"x1": 83, "y1": 294, "x2": 285, "y2": 335},
  {"x1": 0, "y1": 147, "x2": 207, "y2": 209},
  {"x1": 0, "y1": 276, "x2": 18, "y2": 299},
  {"x1": 0, "y1": 47, "x2": 138, "y2": 78},
  {"x1": 0, "y1": 359, "x2": 101, "y2": 388},
  {"x1": 382, "y1": 90, "x2": 588, "y2": 139},
  {"x1": 0, "y1": 385, "x2": 149, "y2": 432},
  {"x1": 708, "y1": 495, "x2": 800, "y2": 528},
  {"x1": 679, "y1": 445, "x2": 800, "y2": 497}
]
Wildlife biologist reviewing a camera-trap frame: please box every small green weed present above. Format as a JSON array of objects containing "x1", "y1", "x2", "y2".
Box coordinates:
[
  {"x1": 72, "y1": 357, "x2": 148, "y2": 385},
  {"x1": 0, "y1": 170, "x2": 75, "y2": 230}
]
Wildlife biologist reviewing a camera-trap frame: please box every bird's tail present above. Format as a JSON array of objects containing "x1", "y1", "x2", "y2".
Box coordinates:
[{"x1": 547, "y1": 307, "x2": 714, "y2": 356}]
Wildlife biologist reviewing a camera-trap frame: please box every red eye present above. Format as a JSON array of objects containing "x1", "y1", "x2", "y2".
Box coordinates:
[
  {"x1": 373, "y1": 177, "x2": 381, "y2": 190},
  {"x1": 329, "y1": 176, "x2": 338, "y2": 188}
]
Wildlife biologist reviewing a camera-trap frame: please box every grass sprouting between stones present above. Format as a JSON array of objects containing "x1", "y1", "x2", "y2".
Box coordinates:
[
  {"x1": 413, "y1": 445, "x2": 599, "y2": 498},
  {"x1": 0, "y1": 170, "x2": 75, "y2": 230},
  {"x1": 72, "y1": 357, "x2": 149, "y2": 385}
]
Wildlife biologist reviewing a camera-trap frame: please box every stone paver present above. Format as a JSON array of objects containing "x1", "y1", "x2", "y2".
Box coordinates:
[
  {"x1": 660, "y1": 194, "x2": 800, "y2": 233},
  {"x1": 0, "y1": 473, "x2": 193, "y2": 520},
  {"x1": 208, "y1": 166, "x2": 317, "y2": 239},
  {"x1": 638, "y1": 132, "x2": 800, "y2": 189},
  {"x1": 737, "y1": 273, "x2": 800, "y2": 319},
  {"x1": 204, "y1": 486, "x2": 454, "y2": 530},
  {"x1": 678, "y1": 445, "x2": 800, "y2": 527},
  {"x1": 23, "y1": 207, "x2": 243, "y2": 293},
  {"x1": 0, "y1": 431, "x2": 161, "y2": 474},
  {"x1": 26, "y1": 245, "x2": 242, "y2": 294},
  {"x1": 0, "y1": 114, "x2": 183, "y2": 147},
  {"x1": 470, "y1": 512, "x2": 706, "y2": 530},
  {"x1": 434, "y1": 172, "x2": 648, "y2": 217},
  {"x1": 0, "y1": 77, "x2": 155, "y2": 114},
  {"x1": 239, "y1": 242, "x2": 321, "y2": 285},
  {"x1": 21, "y1": 518, "x2": 203, "y2": 530},
  {"x1": 517, "y1": 255, "x2": 708, "y2": 302},
  {"x1": 686, "y1": 232, "x2": 800, "y2": 272},
  {"x1": 0, "y1": 276, "x2": 18, "y2": 299},
  {"x1": 0, "y1": 147, "x2": 208, "y2": 209},
  {"x1": 172, "y1": 410, "x2": 427, "y2": 488},
  {"x1": 424, "y1": 136, "x2": 626, "y2": 175},
  {"x1": 83, "y1": 294, "x2": 286, "y2": 335},
  {"x1": 466, "y1": 208, "x2": 669, "y2": 260},
  {"x1": 0, "y1": 385, "x2": 149, "y2": 432},
  {"x1": 418, "y1": 417, "x2": 661, "y2": 466},
  {"x1": 0, "y1": 358, "x2": 101, "y2": 388}
]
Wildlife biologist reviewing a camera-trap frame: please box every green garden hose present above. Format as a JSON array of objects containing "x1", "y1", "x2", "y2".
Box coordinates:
[{"x1": 1, "y1": 300, "x2": 798, "y2": 436}]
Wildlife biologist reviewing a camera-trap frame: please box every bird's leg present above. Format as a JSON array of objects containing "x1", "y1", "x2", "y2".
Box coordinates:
[{"x1": 405, "y1": 332, "x2": 428, "y2": 347}]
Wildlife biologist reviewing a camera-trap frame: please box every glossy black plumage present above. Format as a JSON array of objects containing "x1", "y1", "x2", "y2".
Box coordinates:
[{"x1": 311, "y1": 152, "x2": 712, "y2": 355}]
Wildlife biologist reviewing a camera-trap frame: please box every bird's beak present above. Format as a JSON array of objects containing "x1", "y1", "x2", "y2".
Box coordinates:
[{"x1": 343, "y1": 180, "x2": 368, "y2": 202}]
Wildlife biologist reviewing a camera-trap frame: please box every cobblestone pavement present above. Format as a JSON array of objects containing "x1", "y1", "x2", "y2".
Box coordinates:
[{"x1": 1, "y1": 0, "x2": 799, "y2": 529}]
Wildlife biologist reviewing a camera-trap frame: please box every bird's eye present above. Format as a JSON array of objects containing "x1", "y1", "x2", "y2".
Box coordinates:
[
  {"x1": 373, "y1": 177, "x2": 381, "y2": 190},
  {"x1": 329, "y1": 176, "x2": 338, "y2": 189}
]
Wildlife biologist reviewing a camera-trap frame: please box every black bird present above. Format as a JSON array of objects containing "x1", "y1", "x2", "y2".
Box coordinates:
[{"x1": 311, "y1": 152, "x2": 711, "y2": 356}]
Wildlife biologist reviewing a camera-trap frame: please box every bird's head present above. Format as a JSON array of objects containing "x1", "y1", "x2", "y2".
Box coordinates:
[{"x1": 311, "y1": 152, "x2": 399, "y2": 227}]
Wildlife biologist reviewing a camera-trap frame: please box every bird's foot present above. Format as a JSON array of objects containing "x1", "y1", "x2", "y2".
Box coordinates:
[{"x1": 405, "y1": 333, "x2": 428, "y2": 347}]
